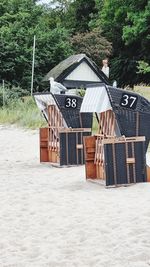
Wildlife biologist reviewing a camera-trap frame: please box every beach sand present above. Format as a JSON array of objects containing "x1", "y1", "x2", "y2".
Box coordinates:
[{"x1": 0, "y1": 124, "x2": 150, "y2": 267}]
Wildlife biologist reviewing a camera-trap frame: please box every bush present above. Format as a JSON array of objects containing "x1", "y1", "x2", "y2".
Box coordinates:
[
  {"x1": 0, "y1": 85, "x2": 29, "y2": 107},
  {"x1": 0, "y1": 91, "x2": 47, "y2": 129}
]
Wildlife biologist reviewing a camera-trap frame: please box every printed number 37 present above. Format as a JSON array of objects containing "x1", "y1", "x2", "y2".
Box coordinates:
[{"x1": 121, "y1": 94, "x2": 137, "y2": 108}]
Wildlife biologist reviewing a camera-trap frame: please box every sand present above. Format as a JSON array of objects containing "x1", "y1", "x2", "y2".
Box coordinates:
[{"x1": 0, "y1": 124, "x2": 150, "y2": 267}]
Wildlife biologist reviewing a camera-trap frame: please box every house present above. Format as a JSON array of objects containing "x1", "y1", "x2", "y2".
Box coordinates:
[{"x1": 43, "y1": 53, "x2": 109, "y2": 89}]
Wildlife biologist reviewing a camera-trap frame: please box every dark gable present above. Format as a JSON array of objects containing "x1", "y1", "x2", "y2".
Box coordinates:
[{"x1": 43, "y1": 54, "x2": 109, "y2": 87}]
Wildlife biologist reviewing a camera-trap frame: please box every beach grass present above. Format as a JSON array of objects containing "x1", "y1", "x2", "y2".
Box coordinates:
[
  {"x1": 0, "y1": 96, "x2": 46, "y2": 129},
  {"x1": 0, "y1": 85, "x2": 149, "y2": 129},
  {"x1": 133, "y1": 85, "x2": 150, "y2": 100}
]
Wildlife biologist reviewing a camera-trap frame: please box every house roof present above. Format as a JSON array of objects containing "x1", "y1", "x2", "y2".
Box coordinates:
[{"x1": 43, "y1": 53, "x2": 109, "y2": 86}]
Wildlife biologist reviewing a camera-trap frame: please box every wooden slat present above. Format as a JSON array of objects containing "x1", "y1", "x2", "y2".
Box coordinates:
[
  {"x1": 125, "y1": 142, "x2": 130, "y2": 184},
  {"x1": 99, "y1": 110, "x2": 116, "y2": 136},
  {"x1": 59, "y1": 128, "x2": 91, "y2": 133},
  {"x1": 80, "y1": 131, "x2": 84, "y2": 165},
  {"x1": 66, "y1": 132, "x2": 69, "y2": 165},
  {"x1": 94, "y1": 135, "x2": 106, "y2": 180},
  {"x1": 131, "y1": 141, "x2": 136, "y2": 183},
  {"x1": 103, "y1": 136, "x2": 145, "y2": 144},
  {"x1": 84, "y1": 136, "x2": 96, "y2": 179},
  {"x1": 126, "y1": 158, "x2": 135, "y2": 164},
  {"x1": 47, "y1": 104, "x2": 64, "y2": 164},
  {"x1": 40, "y1": 128, "x2": 49, "y2": 162},
  {"x1": 146, "y1": 165, "x2": 150, "y2": 182},
  {"x1": 112, "y1": 143, "x2": 117, "y2": 186},
  {"x1": 76, "y1": 144, "x2": 83, "y2": 149}
]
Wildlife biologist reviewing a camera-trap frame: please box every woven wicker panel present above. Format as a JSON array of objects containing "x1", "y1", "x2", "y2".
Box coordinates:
[
  {"x1": 59, "y1": 131, "x2": 91, "y2": 166},
  {"x1": 114, "y1": 108, "x2": 137, "y2": 136},
  {"x1": 104, "y1": 139, "x2": 146, "y2": 186},
  {"x1": 53, "y1": 94, "x2": 93, "y2": 128},
  {"x1": 106, "y1": 86, "x2": 150, "y2": 151},
  {"x1": 106, "y1": 86, "x2": 141, "y2": 111},
  {"x1": 139, "y1": 112, "x2": 150, "y2": 150}
]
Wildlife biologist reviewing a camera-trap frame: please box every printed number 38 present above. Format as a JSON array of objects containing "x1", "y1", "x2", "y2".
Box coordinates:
[{"x1": 65, "y1": 97, "x2": 77, "y2": 108}]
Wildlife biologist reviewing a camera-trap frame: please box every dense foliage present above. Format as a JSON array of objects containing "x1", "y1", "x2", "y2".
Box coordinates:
[
  {"x1": 0, "y1": 0, "x2": 149, "y2": 92},
  {"x1": 96, "y1": 0, "x2": 150, "y2": 86},
  {"x1": 0, "y1": 0, "x2": 73, "y2": 89},
  {"x1": 70, "y1": 29, "x2": 112, "y2": 66}
]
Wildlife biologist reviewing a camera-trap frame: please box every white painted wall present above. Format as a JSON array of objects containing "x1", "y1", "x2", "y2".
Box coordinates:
[{"x1": 65, "y1": 61, "x2": 101, "y2": 81}]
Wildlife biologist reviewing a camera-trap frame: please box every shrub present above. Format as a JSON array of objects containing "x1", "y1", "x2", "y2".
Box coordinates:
[
  {"x1": 0, "y1": 91, "x2": 47, "y2": 129},
  {"x1": 0, "y1": 85, "x2": 29, "y2": 107}
]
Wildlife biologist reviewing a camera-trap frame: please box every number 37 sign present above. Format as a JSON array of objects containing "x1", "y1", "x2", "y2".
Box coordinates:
[{"x1": 120, "y1": 93, "x2": 138, "y2": 109}]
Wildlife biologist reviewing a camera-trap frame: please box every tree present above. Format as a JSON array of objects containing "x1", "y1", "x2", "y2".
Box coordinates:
[
  {"x1": 137, "y1": 61, "x2": 150, "y2": 74},
  {"x1": 0, "y1": 0, "x2": 73, "y2": 90},
  {"x1": 123, "y1": 0, "x2": 150, "y2": 70},
  {"x1": 71, "y1": 29, "x2": 112, "y2": 66},
  {"x1": 54, "y1": 0, "x2": 112, "y2": 70},
  {"x1": 57, "y1": 0, "x2": 97, "y2": 33},
  {"x1": 93, "y1": 0, "x2": 150, "y2": 87}
]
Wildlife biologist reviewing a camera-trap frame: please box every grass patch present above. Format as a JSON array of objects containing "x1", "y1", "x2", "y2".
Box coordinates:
[
  {"x1": 0, "y1": 97, "x2": 47, "y2": 129},
  {"x1": 0, "y1": 85, "x2": 150, "y2": 130},
  {"x1": 92, "y1": 114, "x2": 99, "y2": 134},
  {"x1": 133, "y1": 85, "x2": 150, "y2": 100}
]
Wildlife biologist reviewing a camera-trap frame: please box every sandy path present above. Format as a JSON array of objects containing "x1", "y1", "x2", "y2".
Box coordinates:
[{"x1": 0, "y1": 125, "x2": 150, "y2": 267}]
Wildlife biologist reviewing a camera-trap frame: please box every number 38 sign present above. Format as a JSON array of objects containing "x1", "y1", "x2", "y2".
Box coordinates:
[
  {"x1": 120, "y1": 93, "x2": 138, "y2": 110},
  {"x1": 65, "y1": 97, "x2": 78, "y2": 109}
]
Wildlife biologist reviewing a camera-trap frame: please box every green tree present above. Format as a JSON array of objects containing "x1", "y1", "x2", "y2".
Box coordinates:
[
  {"x1": 94, "y1": 0, "x2": 150, "y2": 87},
  {"x1": 123, "y1": 1, "x2": 150, "y2": 78},
  {"x1": 0, "y1": 0, "x2": 73, "y2": 90},
  {"x1": 71, "y1": 29, "x2": 112, "y2": 66},
  {"x1": 56, "y1": 0, "x2": 97, "y2": 33},
  {"x1": 53, "y1": 0, "x2": 112, "y2": 69},
  {"x1": 137, "y1": 60, "x2": 150, "y2": 74}
]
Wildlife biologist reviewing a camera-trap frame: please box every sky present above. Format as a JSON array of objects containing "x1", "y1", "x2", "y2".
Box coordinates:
[
  {"x1": 37, "y1": 0, "x2": 58, "y2": 8},
  {"x1": 38, "y1": 0, "x2": 50, "y2": 4}
]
